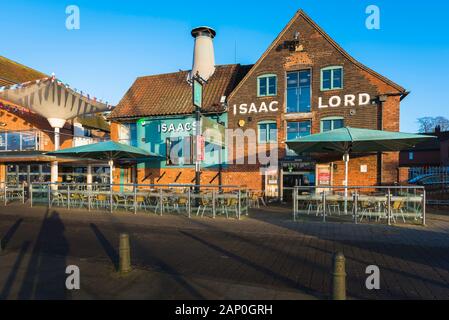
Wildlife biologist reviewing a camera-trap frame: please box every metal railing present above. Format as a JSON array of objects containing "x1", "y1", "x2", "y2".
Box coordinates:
[
  {"x1": 292, "y1": 186, "x2": 426, "y2": 226},
  {"x1": 0, "y1": 184, "x2": 26, "y2": 205},
  {"x1": 30, "y1": 183, "x2": 249, "y2": 220}
]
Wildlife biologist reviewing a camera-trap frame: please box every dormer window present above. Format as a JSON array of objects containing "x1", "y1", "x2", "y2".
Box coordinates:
[{"x1": 257, "y1": 74, "x2": 277, "y2": 97}]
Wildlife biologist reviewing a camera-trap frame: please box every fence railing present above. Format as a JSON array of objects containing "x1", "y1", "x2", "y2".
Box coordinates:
[
  {"x1": 292, "y1": 186, "x2": 426, "y2": 226},
  {"x1": 0, "y1": 184, "x2": 26, "y2": 205},
  {"x1": 30, "y1": 183, "x2": 249, "y2": 220}
]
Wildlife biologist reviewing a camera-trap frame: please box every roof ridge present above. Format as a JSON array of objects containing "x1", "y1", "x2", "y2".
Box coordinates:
[{"x1": 136, "y1": 64, "x2": 245, "y2": 80}]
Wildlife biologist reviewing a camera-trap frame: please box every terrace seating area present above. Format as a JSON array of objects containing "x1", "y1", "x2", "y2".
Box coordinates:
[
  {"x1": 29, "y1": 183, "x2": 250, "y2": 219},
  {"x1": 293, "y1": 186, "x2": 426, "y2": 225}
]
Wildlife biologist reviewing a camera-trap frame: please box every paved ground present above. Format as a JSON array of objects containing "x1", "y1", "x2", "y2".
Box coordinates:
[{"x1": 0, "y1": 203, "x2": 449, "y2": 300}]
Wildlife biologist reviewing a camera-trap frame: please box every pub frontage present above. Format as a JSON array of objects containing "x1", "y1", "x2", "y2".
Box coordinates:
[
  {"x1": 0, "y1": 56, "x2": 112, "y2": 187},
  {"x1": 109, "y1": 9, "x2": 409, "y2": 201}
]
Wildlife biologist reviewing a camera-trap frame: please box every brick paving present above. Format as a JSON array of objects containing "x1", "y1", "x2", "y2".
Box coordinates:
[{"x1": 0, "y1": 204, "x2": 448, "y2": 300}]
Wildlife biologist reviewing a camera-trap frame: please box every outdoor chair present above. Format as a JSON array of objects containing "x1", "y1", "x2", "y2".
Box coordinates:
[
  {"x1": 113, "y1": 194, "x2": 128, "y2": 210},
  {"x1": 94, "y1": 194, "x2": 108, "y2": 209},
  {"x1": 51, "y1": 192, "x2": 67, "y2": 207},
  {"x1": 70, "y1": 193, "x2": 87, "y2": 208},
  {"x1": 135, "y1": 195, "x2": 148, "y2": 211},
  {"x1": 223, "y1": 197, "x2": 239, "y2": 219},
  {"x1": 392, "y1": 201, "x2": 406, "y2": 223},
  {"x1": 327, "y1": 200, "x2": 341, "y2": 216},
  {"x1": 249, "y1": 192, "x2": 260, "y2": 208},
  {"x1": 359, "y1": 201, "x2": 377, "y2": 222},
  {"x1": 173, "y1": 196, "x2": 188, "y2": 213},
  {"x1": 197, "y1": 196, "x2": 212, "y2": 217},
  {"x1": 154, "y1": 194, "x2": 170, "y2": 214},
  {"x1": 307, "y1": 198, "x2": 323, "y2": 216}
]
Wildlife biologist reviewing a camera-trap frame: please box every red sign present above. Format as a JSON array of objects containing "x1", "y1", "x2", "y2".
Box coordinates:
[{"x1": 196, "y1": 135, "x2": 205, "y2": 162}]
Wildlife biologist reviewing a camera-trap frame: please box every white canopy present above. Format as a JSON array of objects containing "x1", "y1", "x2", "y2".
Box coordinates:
[{"x1": 0, "y1": 76, "x2": 111, "y2": 129}]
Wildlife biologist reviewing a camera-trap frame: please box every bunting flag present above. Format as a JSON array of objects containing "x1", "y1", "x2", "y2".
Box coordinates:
[{"x1": 0, "y1": 101, "x2": 33, "y2": 115}]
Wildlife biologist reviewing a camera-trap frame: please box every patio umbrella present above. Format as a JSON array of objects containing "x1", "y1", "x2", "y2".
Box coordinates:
[
  {"x1": 47, "y1": 141, "x2": 161, "y2": 184},
  {"x1": 286, "y1": 127, "x2": 435, "y2": 211}
]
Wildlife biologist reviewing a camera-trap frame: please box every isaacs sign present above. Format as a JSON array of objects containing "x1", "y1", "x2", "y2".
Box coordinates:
[{"x1": 232, "y1": 93, "x2": 372, "y2": 115}]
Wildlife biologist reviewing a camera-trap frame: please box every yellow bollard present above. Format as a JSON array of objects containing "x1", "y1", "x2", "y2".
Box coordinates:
[
  {"x1": 332, "y1": 252, "x2": 347, "y2": 300},
  {"x1": 119, "y1": 234, "x2": 132, "y2": 274}
]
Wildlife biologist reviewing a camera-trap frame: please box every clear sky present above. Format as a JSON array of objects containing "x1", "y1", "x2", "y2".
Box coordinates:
[{"x1": 0, "y1": 0, "x2": 447, "y2": 132}]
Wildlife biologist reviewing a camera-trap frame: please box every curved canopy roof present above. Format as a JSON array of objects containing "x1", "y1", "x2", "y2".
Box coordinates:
[{"x1": 0, "y1": 76, "x2": 112, "y2": 126}]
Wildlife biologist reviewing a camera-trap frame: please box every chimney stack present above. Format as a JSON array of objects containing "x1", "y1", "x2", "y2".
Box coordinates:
[{"x1": 189, "y1": 26, "x2": 216, "y2": 82}]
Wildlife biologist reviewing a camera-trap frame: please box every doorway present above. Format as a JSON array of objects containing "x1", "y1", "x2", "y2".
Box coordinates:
[{"x1": 282, "y1": 172, "x2": 315, "y2": 202}]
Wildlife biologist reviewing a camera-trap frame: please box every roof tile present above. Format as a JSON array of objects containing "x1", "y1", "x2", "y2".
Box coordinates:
[{"x1": 110, "y1": 64, "x2": 252, "y2": 119}]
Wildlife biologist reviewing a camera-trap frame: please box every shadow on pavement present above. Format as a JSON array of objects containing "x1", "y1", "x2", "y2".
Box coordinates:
[
  {"x1": 90, "y1": 223, "x2": 119, "y2": 271},
  {"x1": 250, "y1": 205, "x2": 449, "y2": 299},
  {"x1": 17, "y1": 209, "x2": 69, "y2": 300},
  {"x1": 0, "y1": 241, "x2": 31, "y2": 300},
  {"x1": 1, "y1": 218, "x2": 23, "y2": 250}
]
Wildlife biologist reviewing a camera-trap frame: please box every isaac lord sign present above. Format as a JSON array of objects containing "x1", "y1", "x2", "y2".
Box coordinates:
[{"x1": 232, "y1": 93, "x2": 371, "y2": 115}]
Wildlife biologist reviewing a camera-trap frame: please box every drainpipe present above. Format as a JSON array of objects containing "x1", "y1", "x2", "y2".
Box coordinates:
[{"x1": 378, "y1": 95, "x2": 388, "y2": 186}]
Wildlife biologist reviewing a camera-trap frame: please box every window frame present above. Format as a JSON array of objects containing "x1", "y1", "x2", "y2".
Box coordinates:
[
  {"x1": 257, "y1": 120, "x2": 278, "y2": 144},
  {"x1": 320, "y1": 116, "x2": 345, "y2": 132},
  {"x1": 166, "y1": 136, "x2": 194, "y2": 166},
  {"x1": 320, "y1": 66, "x2": 344, "y2": 91},
  {"x1": 286, "y1": 69, "x2": 312, "y2": 114},
  {"x1": 257, "y1": 74, "x2": 278, "y2": 97},
  {"x1": 286, "y1": 120, "x2": 312, "y2": 142}
]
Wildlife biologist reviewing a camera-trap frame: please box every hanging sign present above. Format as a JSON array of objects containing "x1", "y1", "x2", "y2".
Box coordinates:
[
  {"x1": 193, "y1": 78, "x2": 203, "y2": 109},
  {"x1": 196, "y1": 135, "x2": 206, "y2": 162}
]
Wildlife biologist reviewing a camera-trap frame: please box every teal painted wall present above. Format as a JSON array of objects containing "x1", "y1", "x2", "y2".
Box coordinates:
[{"x1": 133, "y1": 114, "x2": 227, "y2": 169}]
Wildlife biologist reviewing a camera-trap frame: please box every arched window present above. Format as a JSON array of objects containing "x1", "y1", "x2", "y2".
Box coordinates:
[
  {"x1": 257, "y1": 74, "x2": 277, "y2": 97},
  {"x1": 321, "y1": 117, "x2": 344, "y2": 132},
  {"x1": 321, "y1": 66, "x2": 344, "y2": 91}
]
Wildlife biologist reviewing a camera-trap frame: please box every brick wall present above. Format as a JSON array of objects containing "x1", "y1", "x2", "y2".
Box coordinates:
[
  {"x1": 0, "y1": 102, "x2": 74, "y2": 152},
  {"x1": 110, "y1": 10, "x2": 406, "y2": 191},
  {"x1": 226, "y1": 11, "x2": 405, "y2": 189}
]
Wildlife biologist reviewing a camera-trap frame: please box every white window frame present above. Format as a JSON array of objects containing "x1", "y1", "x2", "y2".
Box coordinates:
[
  {"x1": 257, "y1": 74, "x2": 277, "y2": 97},
  {"x1": 320, "y1": 66, "x2": 344, "y2": 91},
  {"x1": 320, "y1": 116, "x2": 345, "y2": 132}
]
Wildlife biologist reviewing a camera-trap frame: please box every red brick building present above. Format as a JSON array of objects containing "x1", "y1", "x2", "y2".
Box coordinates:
[
  {"x1": 400, "y1": 129, "x2": 449, "y2": 168},
  {"x1": 110, "y1": 10, "x2": 408, "y2": 199},
  {"x1": 0, "y1": 56, "x2": 111, "y2": 185}
]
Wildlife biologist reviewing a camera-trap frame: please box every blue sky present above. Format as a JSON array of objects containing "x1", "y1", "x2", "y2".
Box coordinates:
[{"x1": 0, "y1": 0, "x2": 447, "y2": 132}]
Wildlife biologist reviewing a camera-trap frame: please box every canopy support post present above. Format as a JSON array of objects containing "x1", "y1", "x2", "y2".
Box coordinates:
[
  {"x1": 51, "y1": 161, "x2": 58, "y2": 191},
  {"x1": 54, "y1": 127, "x2": 61, "y2": 151},
  {"x1": 108, "y1": 160, "x2": 114, "y2": 188},
  {"x1": 343, "y1": 153, "x2": 349, "y2": 214},
  {"x1": 87, "y1": 164, "x2": 93, "y2": 191}
]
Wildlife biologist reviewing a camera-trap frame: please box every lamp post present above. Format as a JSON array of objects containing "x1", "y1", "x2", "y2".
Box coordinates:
[{"x1": 192, "y1": 74, "x2": 204, "y2": 194}]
